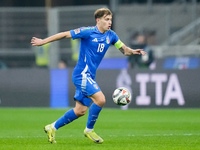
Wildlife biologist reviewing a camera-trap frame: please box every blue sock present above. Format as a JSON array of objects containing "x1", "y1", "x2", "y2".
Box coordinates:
[
  {"x1": 55, "y1": 109, "x2": 78, "y2": 130},
  {"x1": 87, "y1": 103, "x2": 102, "y2": 129}
]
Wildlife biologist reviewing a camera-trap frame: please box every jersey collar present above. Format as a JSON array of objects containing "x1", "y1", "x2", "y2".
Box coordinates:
[{"x1": 95, "y1": 26, "x2": 108, "y2": 34}]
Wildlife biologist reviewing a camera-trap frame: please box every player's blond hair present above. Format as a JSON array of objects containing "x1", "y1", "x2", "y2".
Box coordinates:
[{"x1": 94, "y1": 8, "x2": 112, "y2": 19}]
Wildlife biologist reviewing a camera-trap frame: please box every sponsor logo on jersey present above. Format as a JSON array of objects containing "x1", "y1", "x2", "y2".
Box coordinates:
[
  {"x1": 106, "y1": 36, "x2": 110, "y2": 44},
  {"x1": 92, "y1": 38, "x2": 98, "y2": 42},
  {"x1": 74, "y1": 29, "x2": 80, "y2": 34}
]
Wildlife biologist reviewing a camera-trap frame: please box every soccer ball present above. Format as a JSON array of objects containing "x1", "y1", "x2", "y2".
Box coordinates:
[{"x1": 112, "y1": 87, "x2": 132, "y2": 106}]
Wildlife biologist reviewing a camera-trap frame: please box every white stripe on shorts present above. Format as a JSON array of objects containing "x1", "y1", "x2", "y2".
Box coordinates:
[{"x1": 81, "y1": 64, "x2": 88, "y2": 91}]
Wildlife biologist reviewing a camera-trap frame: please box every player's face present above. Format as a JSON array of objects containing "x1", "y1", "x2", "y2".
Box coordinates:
[{"x1": 97, "y1": 15, "x2": 112, "y2": 33}]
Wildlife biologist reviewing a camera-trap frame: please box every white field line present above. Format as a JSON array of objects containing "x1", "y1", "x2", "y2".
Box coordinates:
[
  {"x1": 110, "y1": 133, "x2": 200, "y2": 137},
  {"x1": 0, "y1": 133, "x2": 199, "y2": 139}
]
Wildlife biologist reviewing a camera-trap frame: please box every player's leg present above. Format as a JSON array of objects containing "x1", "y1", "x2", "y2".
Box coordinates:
[
  {"x1": 84, "y1": 91, "x2": 105, "y2": 144},
  {"x1": 54, "y1": 101, "x2": 87, "y2": 129},
  {"x1": 72, "y1": 73, "x2": 104, "y2": 143},
  {"x1": 87, "y1": 91, "x2": 105, "y2": 129},
  {"x1": 44, "y1": 101, "x2": 88, "y2": 143}
]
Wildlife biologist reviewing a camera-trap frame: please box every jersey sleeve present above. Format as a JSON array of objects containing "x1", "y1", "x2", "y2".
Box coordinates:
[
  {"x1": 70, "y1": 27, "x2": 91, "y2": 40},
  {"x1": 111, "y1": 31, "x2": 124, "y2": 49}
]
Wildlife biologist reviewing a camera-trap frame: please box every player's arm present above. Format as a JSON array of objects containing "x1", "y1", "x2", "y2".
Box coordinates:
[
  {"x1": 31, "y1": 31, "x2": 72, "y2": 46},
  {"x1": 119, "y1": 44, "x2": 146, "y2": 56},
  {"x1": 114, "y1": 40, "x2": 146, "y2": 56}
]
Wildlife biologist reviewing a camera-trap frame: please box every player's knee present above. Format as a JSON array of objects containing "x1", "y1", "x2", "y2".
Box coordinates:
[
  {"x1": 74, "y1": 107, "x2": 87, "y2": 117},
  {"x1": 96, "y1": 96, "x2": 106, "y2": 107},
  {"x1": 101, "y1": 97, "x2": 106, "y2": 105},
  {"x1": 75, "y1": 109, "x2": 87, "y2": 117},
  {"x1": 77, "y1": 110, "x2": 87, "y2": 117},
  {"x1": 89, "y1": 91, "x2": 106, "y2": 107}
]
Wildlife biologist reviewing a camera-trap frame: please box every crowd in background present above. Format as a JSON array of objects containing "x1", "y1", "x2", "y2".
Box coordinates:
[{"x1": 128, "y1": 31, "x2": 155, "y2": 70}]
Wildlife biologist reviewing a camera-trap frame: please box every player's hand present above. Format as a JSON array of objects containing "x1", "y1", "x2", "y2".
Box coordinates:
[
  {"x1": 133, "y1": 49, "x2": 146, "y2": 56},
  {"x1": 31, "y1": 37, "x2": 45, "y2": 46}
]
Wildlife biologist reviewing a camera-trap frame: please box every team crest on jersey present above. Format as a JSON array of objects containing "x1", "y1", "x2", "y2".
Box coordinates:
[
  {"x1": 106, "y1": 36, "x2": 110, "y2": 44},
  {"x1": 93, "y1": 84, "x2": 98, "y2": 89},
  {"x1": 74, "y1": 29, "x2": 80, "y2": 34}
]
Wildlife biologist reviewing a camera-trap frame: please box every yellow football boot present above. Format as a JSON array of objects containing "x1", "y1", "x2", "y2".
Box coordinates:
[
  {"x1": 44, "y1": 124, "x2": 56, "y2": 144},
  {"x1": 84, "y1": 129, "x2": 103, "y2": 144}
]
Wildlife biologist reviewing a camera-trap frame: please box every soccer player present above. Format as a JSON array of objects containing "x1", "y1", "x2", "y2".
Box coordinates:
[{"x1": 31, "y1": 8, "x2": 146, "y2": 144}]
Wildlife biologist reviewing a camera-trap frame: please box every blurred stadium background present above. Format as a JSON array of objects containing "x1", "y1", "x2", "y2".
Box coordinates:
[{"x1": 0, "y1": 0, "x2": 200, "y2": 108}]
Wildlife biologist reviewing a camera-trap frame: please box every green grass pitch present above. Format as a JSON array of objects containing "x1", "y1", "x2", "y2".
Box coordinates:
[{"x1": 0, "y1": 108, "x2": 199, "y2": 150}]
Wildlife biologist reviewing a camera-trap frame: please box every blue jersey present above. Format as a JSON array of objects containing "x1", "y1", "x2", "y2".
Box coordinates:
[{"x1": 70, "y1": 26, "x2": 119, "y2": 79}]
